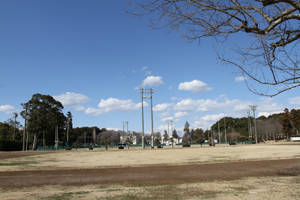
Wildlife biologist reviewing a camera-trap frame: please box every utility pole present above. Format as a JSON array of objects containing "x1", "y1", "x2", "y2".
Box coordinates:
[
  {"x1": 21, "y1": 103, "x2": 30, "y2": 151},
  {"x1": 170, "y1": 120, "x2": 173, "y2": 147},
  {"x1": 149, "y1": 88, "x2": 154, "y2": 148},
  {"x1": 13, "y1": 112, "x2": 18, "y2": 140},
  {"x1": 67, "y1": 117, "x2": 70, "y2": 143},
  {"x1": 247, "y1": 109, "x2": 251, "y2": 138},
  {"x1": 224, "y1": 116, "x2": 227, "y2": 145},
  {"x1": 218, "y1": 120, "x2": 220, "y2": 146},
  {"x1": 139, "y1": 88, "x2": 145, "y2": 149},
  {"x1": 249, "y1": 105, "x2": 258, "y2": 144}
]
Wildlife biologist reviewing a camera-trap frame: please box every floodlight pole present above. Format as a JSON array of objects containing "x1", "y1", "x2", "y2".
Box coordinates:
[
  {"x1": 123, "y1": 121, "x2": 129, "y2": 133},
  {"x1": 249, "y1": 105, "x2": 258, "y2": 144},
  {"x1": 139, "y1": 88, "x2": 154, "y2": 149}
]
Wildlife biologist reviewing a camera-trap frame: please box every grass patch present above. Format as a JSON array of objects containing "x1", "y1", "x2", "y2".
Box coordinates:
[
  {"x1": 0, "y1": 161, "x2": 38, "y2": 166},
  {"x1": 41, "y1": 191, "x2": 89, "y2": 200}
]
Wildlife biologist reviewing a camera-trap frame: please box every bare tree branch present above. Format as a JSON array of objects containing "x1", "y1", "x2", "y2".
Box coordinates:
[{"x1": 128, "y1": 0, "x2": 300, "y2": 96}]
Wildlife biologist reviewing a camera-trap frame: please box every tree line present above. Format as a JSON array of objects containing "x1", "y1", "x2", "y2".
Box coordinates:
[{"x1": 1, "y1": 93, "x2": 299, "y2": 150}]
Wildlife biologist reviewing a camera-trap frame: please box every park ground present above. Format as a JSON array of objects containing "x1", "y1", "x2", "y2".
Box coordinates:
[{"x1": 0, "y1": 142, "x2": 300, "y2": 199}]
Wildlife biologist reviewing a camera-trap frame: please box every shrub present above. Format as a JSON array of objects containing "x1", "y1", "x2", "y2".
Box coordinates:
[
  {"x1": 0, "y1": 139, "x2": 22, "y2": 151},
  {"x1": 66, "y1": 147, "x2": 72, "y2": 150},
  {"x1": 157, "y1": 145, "x2": 163, "y2": 148},
  {"x1": 118, "y1": 146, "x2": 124, "y2": 149},
  {"x1": 182, "y1": 144, "x2": 190, "y2": 147},
  {"x1": 229, "y1": 142, "x2": 236, "y2": 145},
  {"x1": 89, "y1": 147, "x2": 93, "y2": 150}
]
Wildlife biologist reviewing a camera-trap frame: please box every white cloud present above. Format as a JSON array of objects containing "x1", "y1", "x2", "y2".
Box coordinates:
[
  {"x1": 132, "y1": 70, "x2": 136, "y2": 73},
  {"x1": 200, "y1": 113, "x2": 225, "y2": 122},
  {"x1": 288, "y1": 97, "x2": 300, "y2": 105},
  {"x1": 85, "y1": 98, "x2": 148, "y2": 116},
  {"x1": 162, "y1": 117, "x2": 174, "y2": 122},
  {"x1": 153, "y1": 103, "x2": 173, "y2": 112},
  {"x1": 171, "y1": 97, "x2": 181, "y2": 101},
  {"x1": 145, "y1": 71, "x2": 152, "y2": 75},
  {"x1": 178, "y1": 80, "x2": 212, "y2": 93},
  {"x1": 142, "y1": 76, "x2": 164, "y2": 87},
  {"x1": 141, "y1": 66, "x2": 148, "y2": 71},
  {"x1": 174, "y1": 112, "x2": 189, "y2": 118},
  {"x1": 235, "y1": 76, "x2": 247, "y2": 82},
  {"x1": 53, "y1": 92, "x2": 91, "y2": 110},
  {"x1": 106, "y1": 127, "x2": 120, "y2": 131},
  {"x1": 98, "y1": 98, "x2": 143, "y2": 113},
  {"x1": 85, "y1": 107, "x2": 103, "y2": 116},
  {"x1": 0, "y1": 105, "x2": 18, "y2": 114},
  {"x1": 173, "y1": 96, "x2": 252, "y2": 113},
  {"x1": 158, "y1": 112, "x2": 170, "y2": 118}
]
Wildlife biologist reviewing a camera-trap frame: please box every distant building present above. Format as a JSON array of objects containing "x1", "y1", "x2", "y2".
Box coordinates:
[{"x1": 120, "y1": 135, "x2": 137, "y2": 145}]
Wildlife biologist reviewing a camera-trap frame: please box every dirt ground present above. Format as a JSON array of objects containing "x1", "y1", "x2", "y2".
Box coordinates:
[{"x1": 1, "y1": 143, "x2": 300, "y2": 199}]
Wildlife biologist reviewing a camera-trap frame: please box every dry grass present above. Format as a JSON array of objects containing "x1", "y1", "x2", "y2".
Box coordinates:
[
  {"x1": 1, "y1": 176, "x2": 300, "y2": 199},
  {"x1": 0, "y1": 143, "x2": 300, "y2": 171},
  {"x1": 1, "y1": 143, "x2": 300, "y2": 199}
]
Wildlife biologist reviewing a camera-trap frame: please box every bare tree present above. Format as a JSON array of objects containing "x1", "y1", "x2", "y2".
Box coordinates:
[{"x1": 129, "y1": 0, "x2": 300, "y2": 96}]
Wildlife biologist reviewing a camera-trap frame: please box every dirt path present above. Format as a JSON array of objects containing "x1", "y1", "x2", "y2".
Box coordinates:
[{"x1": 1, "y1": 158, "x2": 300, "y2": 189}]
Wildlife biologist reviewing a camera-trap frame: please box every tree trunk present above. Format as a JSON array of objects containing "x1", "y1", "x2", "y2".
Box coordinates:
[{"x1": 32, "y1": 133, "x2": 37, "y2": 151}]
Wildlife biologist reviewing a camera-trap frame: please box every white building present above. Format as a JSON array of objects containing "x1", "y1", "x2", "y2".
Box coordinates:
[{"x1": 120, "y1": 135, "x2": 137, "y2": 145}]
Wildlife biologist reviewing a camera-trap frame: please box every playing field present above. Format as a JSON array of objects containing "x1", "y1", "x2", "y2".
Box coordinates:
[{"x1": 1, "y1": 142, "x2": 300, "y2": 199}]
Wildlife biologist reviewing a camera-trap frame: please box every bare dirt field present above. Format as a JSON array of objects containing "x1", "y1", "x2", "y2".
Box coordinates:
[{"x1": 1, "y1": 143, "x2": 300, "y2": 199}]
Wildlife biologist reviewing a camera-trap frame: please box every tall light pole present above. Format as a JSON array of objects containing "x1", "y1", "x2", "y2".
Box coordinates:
[
  {"x1": 123, "y1": 121, "x2": 128, "y2": 133},
  {"x1": 249, "y1": 105, "x2": 258, "y2": 144},
  {"x1": 139, "y1": 88, "x2": 154, "y2": 149}
]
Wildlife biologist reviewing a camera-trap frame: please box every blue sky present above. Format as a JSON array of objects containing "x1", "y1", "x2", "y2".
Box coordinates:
[{"x1": 1, "y1": 0, "x2": 299, "y2": 136}]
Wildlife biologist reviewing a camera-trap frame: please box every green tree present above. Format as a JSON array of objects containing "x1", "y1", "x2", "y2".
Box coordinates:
[
  {"x1": 163, "y1": 130, "x2": 168, "y2": 142},
  {"x1": 172, "y1": 129, "x2": 178, "y2": 142},
  {"x1": 290, "y1": 109, "x2": 300, "y2": 135},
  {"x1": 280, "y1": 108, "x2": 293, "y2": 139},
  {"x1": 22, "y1": 94, "x2": 66, "y2": 148},
  {"x1": 193, "y1": 128, "x2": 205, "y2": 146},
  {"x1": 183, "y1": 121, "x2": 190, "y2": 143}
]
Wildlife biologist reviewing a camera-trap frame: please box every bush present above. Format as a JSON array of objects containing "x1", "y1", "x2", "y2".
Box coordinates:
[
  {"x1": 118, "y1": 146, "x2": 124, "y2": 149},
  {"x1": 89, "y1": 147, "x2": 93, "y2": 150},
  {"x1": 66, "y1": 147, "x2": 72, "y2": 150},
  {"x1": 229, "y1": 142, "x2": 236, "y2": 145},
  {"x1": 0, "y1": 139, "x2": 22, "y2": 151},
  {"x1": 157, "y1": 145, "x2": 163, "y2": 148},
  {"x1": 182, "y1": 144, "x2": 190, "y2": 147}
]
